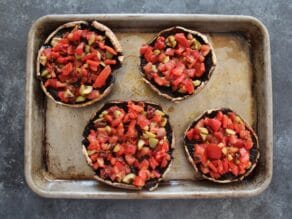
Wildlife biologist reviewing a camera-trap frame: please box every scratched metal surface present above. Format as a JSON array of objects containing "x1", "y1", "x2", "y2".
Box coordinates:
[{"x1": 25, "y1": 14, "x2": 272, "y2": 198}]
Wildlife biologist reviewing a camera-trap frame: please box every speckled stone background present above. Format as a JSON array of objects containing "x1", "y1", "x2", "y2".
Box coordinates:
[{"x1": 0, "y1": 0, "x2": 291, "y2": 218}]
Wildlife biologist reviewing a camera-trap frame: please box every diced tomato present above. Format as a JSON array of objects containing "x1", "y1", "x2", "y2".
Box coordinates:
[
  {"x1": 137, "y1": 114, "x2": 150, "y2": 129},
  {"x1": 213, "y1": 131, "x2": 224, "y2": 142},
  {"x1": 174, "y1": 33, "x2": 189, "y2": 48},
  {"x1": 151, "y1": 114, "x2": 162, "y2": 124},
  {"x1": 158, "y1": 141, "x2": 169, "y2": 153},
  {"x1": 139, "y1": 159, "x2": 149, "y2": 170},
  {"x1": 125, "y1": 144, "x2": 137, "y2": 155},
  {"x1": 90, "y1": 153, "x2": 98, "y2": 162},
  {"x1": 160, "y1": 157, "x2": 168, "y2": 168},
  {"x1": 44, "y1": 79, "x2": 66, "y2": 89},
  {"x1": 185, "y1": 68, "x2": 196, "y2": 78},
  {"x1": 171, "y1": 62, "x2": 185, "y2": 76},
  {"x1": 234, "y1": 123, "x2": 244, "y2": 133},
  {"x1": 128, "y1": 111, "x2": 138, "y2": 120},
  {"x1": 154, "y1": 151, "x2": 165, "y2": 162},
  {"x1": 76, "y1": 42, "x2": 85, "y2": 55},
  {"x1": 70, "y1": 29, "x2": 82, "y2": 41},
  {"x1": 87, "y1": 90, "x2": 100, "y2": 100},
  {"x1": 143, "y1": 62, "x2": 152, "y2": 73},
  {"x1": 126, "y1": 120, "x2": 137, "y2": 138},
  {"x1": 222, "y1": 158, "x2": 229, "y2": 172},
  {"x1": 172, "y1": 74, "x2": 185, "y2": 87},
  {"x1": 138, "y1": 169, "x2": 150, "y2": 180},
  {"x1": 186, "y1": 129, "x2": 194, "y2": 140},
  {"x1": 184, "y1": 79, "x2": 194, "y2": 94},
  {"x1": 155, "y1": 36, "x2": 165, "y2": 50},
  {"x1": 87, "y1": 60, "x2": 100, "y2": 72},
  {"x1": 133, "y1": 176, "x2": 145, "y2": 187},
  {"x1": 128, "y1": 102, "x2": 144, "y2": 112},
  {"x1": 165, "y1": 48, "x2": 175, "y2": 56},
  {"x1": 175, "y1": 46, "x2": 185, "y2": 55},
  {"x1": 200, "y1": 45, "x2": 210, "y2": 56},
  {"x1": 125, "y1": 154, "x2": 136, "y2": 165},
  {"x1": 92, "y1": 162, "x2": 99, "y2": 169},
  {"x1": 98, "y1": 42, "x2": 105, "y2": 50},
  {"x1": 151, "y1": 170, "x2": 161, "y2": 178},
  {"x1": 57, "y1": 91, "x2": 69, "y2": 102},
  {"x1": 104, "y1": 45, "x2": 117, "y2": 55},
  {"x1": 194, "y1": 145, "x2": 207, "y2": 165},
  {"x1": 208, "y1": 161, "x2": 218, "y2": 173},
  {"x1": 153, "y1": 75, "x2": 170, "y2": 86},
  {"x1": 82, "y1": 53, "x2": 97, "y2": 61},
  {"x1": 110, "y1": 157, "x2": 117, "y2": 165},
  {"x1": 149, "y1": 157, "x2": 159, "y2": 169},
  {"x1": 157, "y1": 63, "x2": 166, "y2": 72},
  {"x1": 164, "y1": 60, "x2": 176, "y2": 71},
  {"x1": 140, "y1": 45, "x2": 150, "y2": 55},
  {"x1": 206, "y1": 134, "x2": 219, "y2": 144},
  {"x1": 204, "y1": 118, "x2": 222, "y2": 132},
  {"x1": 222, "y1": 115, "x2": 229, "y2": 128},
  {"x1": 210, "y1": 171, "x2": 220, "y2": 179},
  {"x1": 139, "y1": 147, "x2": 151, "y2": 157},
  {"x1": 229, "y1": 162, "x2": 239, "y2": 176},
  {"x1": 195, "y1": 63, "x2": 205, "y2": 77},
  {"x1": 217, "y1": 160, "x2": 224, "y2": 175},
  {"x1": 244, "y1": 140, "x2": 253, "y2": 150},
  {"x1": 206, "y1": 144, "x2": 222, "y2": 160},
  {"x1": 104, "y1": 59, "x2": 117, "y2": 65},
  {"x1": 233, "y1": 139, "x2": 244, "y2": 148},
  {"x1": 61, "y1": 63, "x2": 73, "y2": 76},
  {"x1": 57, "y1": 56, "x2": 74, "y2": 64},
  {"x1": 117, "y1": 123, "x2": 124, "y2": 137},
  {"x1": 228, "y1": 134, "x2": 238, "y2": 145},
  {"x1": 200, "y1": 165, "x2": 209, "y2": 174},
  {"x1": 144, "y1": 49, "x2": 154, "y2": 63},
  {"x1": 216, "y1": 111, "x2": 223, "y2": 121},
  {"x1": 155, "y1": 53, "x2": 164, "y2": 63},
  {"x1": 239, "y1": 130, "x2": 250, "y2": 139},
  {"x1": 93, "y1": 65, "x2": 111, "y2": 88}
]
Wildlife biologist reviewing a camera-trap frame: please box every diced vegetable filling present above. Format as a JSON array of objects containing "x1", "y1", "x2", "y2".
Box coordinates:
[
  {"x1": 140, "y1": 32, "x2": 211, "y2": 95},
  {"x1": 186, "y1": 111, "x2": 254, "y2": 179},
  {"x1": 85, "y1": 101, "x2": 171, "y2": 188},
  {"x1": 39, "y1": 25, "x2": 119, "y2": 103}
]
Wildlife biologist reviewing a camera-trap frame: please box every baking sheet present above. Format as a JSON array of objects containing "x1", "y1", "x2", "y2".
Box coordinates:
[{"x1": 25, "y1": 14, "x2": 272, "y2": 198}]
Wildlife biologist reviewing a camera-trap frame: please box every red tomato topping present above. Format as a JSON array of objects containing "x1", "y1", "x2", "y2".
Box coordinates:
[
  {"x1": 140, "y1": 31, "x2": 211, "y2": 95},
  {"x1": 93, "y1": 65, "x2": 112, "y2": 88},
  {"x1": 84, "y1": 102, "x2": 172, "y2": 188},
  {"x1": 206, "y1": 144, "x2": 222, "y2": 160},
  {"x1": 186, "y1": 110, "x2": 255, "y2": 180},
  {"x1": 39, "y1": 24, "x2": 119, "y2": 104}
]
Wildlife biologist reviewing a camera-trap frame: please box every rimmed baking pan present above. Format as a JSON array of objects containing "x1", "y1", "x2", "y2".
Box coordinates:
[{"x1": 25, "y1": 14, "x2": 272, "y2": 198}]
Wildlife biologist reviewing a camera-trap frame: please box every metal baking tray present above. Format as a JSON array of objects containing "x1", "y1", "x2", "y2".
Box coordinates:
[{"x1": 25, "y1": 14, "x2": 273, "y2": 199}]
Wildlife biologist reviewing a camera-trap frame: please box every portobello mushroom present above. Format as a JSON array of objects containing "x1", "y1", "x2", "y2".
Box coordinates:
[
  {"x1": 82, "y1": 100, "x2": 174, "y2": 190},
  {"x1": 184, "y1": 108, "x2": 260, "y2": 183},
  {"x1": 140, "y1": 26, "x2": 216, "y2": 102},
  {"x1": 37, "y1": 21, "x2": 123, "y2": 107}
]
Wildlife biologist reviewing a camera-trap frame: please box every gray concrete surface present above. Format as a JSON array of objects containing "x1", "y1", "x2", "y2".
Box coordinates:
[{"x1": 0, "y1": 0, "x2": 291, "y2": 218}]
